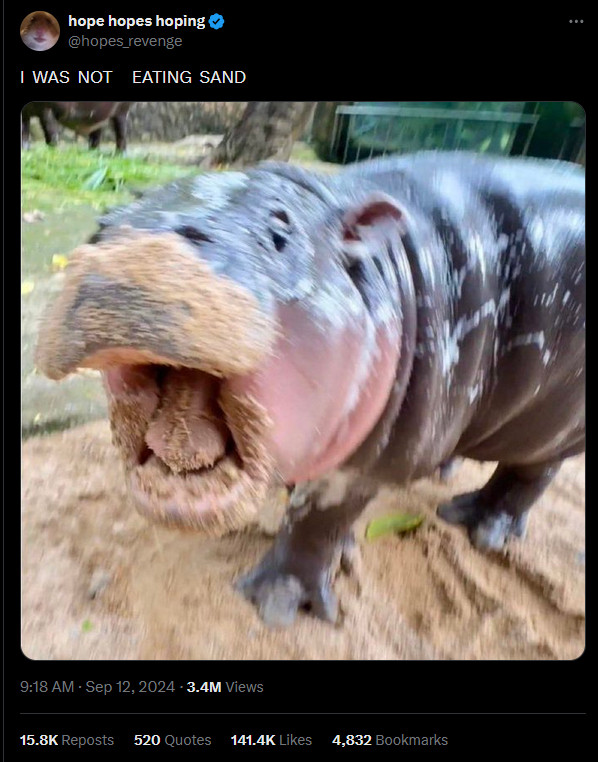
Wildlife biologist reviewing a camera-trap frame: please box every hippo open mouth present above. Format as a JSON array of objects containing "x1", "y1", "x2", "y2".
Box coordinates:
[
  {"x1": 102, "y1": 362, "x2": 275, "y2": 533},
  {"x1": 35, "y1": 231, "x2": 282, "y2": 534}
]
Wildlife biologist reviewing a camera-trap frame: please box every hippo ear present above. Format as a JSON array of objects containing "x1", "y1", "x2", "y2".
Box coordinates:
[{"x1": 341, "y1": 192, "x2": 405, "y2": 261}]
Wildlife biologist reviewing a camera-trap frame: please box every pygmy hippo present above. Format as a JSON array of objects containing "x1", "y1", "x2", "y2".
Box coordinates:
[
  {"x1": 36, "y1": 152, "x2": 585, "y2": 626},
  {"x1": 22, "y1": 102, "x2": 131, "y2": 151}
]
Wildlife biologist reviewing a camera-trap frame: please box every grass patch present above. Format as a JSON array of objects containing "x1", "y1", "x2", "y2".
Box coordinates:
[{"x1": 21, "y1": 145, "x2": 196, "y2": 214}]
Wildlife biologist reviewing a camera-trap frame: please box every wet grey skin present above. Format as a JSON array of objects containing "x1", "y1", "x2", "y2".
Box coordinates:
[{"x1": 59, "y1": 152, "x2": 587, "y2": 626}]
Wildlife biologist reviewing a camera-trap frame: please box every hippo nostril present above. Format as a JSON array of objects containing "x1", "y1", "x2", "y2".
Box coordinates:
[
  {"x1": 176, "y1": 225, "x2": 213, "y2": 244},
  {"x1": 269, "y1": 209, "x2": 292, "y2": 252}
]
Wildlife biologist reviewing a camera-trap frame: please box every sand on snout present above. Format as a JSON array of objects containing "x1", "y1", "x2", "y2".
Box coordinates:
[{"x1": 21, "y1": 420, "x2": 585, "y2": 660}]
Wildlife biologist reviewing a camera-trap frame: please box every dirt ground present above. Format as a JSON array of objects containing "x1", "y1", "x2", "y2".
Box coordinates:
[{"x1": 21, "y1": 420, "x2": 585, "y2": 661}]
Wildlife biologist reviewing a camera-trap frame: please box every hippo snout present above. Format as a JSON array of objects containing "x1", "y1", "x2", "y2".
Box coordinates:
[
  {"x1": 35, "y1": 230, "x2": 282, "y2": 535},
  {"x1": 36, "y1": 230, "x2": 277, "y2": 381}
]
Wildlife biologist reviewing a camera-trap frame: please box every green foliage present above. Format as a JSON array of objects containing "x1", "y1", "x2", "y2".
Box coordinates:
[{"x1": 21, "y1": 145, "x2": 195, "y2": 213}]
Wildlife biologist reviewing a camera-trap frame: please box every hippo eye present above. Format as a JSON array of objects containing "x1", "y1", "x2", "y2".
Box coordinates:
[
  {"x1": 272, "y1": 210, "x2": 290, "y2": 226},
  {"x1": 270, "y1": 231, "x2": 287, "y2": 252},
  {"x1": 268, "y1": 210, "x2": 292, "y2": 252},
  {"x1": 176, "y1": 225, "x2": 212, "y2": 244}
]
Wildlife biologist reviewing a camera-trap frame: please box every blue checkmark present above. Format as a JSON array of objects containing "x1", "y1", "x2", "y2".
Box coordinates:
[{"x1": 209, "y1": 13, "x2": 225, "y2": 29}]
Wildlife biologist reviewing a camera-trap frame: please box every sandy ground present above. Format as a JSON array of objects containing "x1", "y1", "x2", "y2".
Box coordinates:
[{"x1": 21, "y1": 420, "x2": 585, "y2": 661}]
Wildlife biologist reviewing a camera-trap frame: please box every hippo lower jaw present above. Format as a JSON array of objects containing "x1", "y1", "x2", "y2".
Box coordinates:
[{"x1": 102, "y1": 362, "x2": 276, "y2": 534}]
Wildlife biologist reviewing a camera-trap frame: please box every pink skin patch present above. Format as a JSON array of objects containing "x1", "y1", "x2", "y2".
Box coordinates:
[{"x1": 226, "y1": 302, "x2": 401, "y2": 483}]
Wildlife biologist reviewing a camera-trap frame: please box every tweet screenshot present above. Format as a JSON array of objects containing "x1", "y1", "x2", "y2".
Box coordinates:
[{"x1": 5, "y1": 3, "x2": 588, "y2": 756}]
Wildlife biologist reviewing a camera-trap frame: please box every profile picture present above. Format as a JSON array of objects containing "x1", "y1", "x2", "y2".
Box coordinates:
[{"x1": 20, "y1": 11, "x2": 60, "y2": 51}]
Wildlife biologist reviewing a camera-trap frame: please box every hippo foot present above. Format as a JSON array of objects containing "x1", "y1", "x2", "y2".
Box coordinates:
[
  {"x1": 437, "y1": 463, "x2": 559, "y2": 551},
  {"x1": 236, "y1": 565, "x2": 339, "y2": 627},
  {"x1": 437, "y1": 491, "x2": 528, "y2": 551},
  {"x1": 236, "y1": 536, "x2": 359, "y2": 627}
]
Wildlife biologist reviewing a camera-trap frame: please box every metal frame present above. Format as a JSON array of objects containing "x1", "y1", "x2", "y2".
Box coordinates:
[{"x1": 330, "y1": 104, "x2": 541, "y2": 162}]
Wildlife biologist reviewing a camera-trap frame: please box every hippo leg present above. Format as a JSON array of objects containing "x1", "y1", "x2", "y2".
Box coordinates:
[
  {"x1": 88, "y1": 129, "x2": 102, "y2": 149},
  {"x1": 236, "y1": 476, "x2": 372, "y2": 626},
  {"x1": 21, "y1": 114, "x2": 31, "y2": 149},
  {"x1": 39, "y1": 108, "x2": 59, "y2": 146},
  {"x1": 437, "y1": 462, "x2": 560, "y2": 551},
  {"x1": 112, "y1": 114, "x2": 127, "y2": 152}
]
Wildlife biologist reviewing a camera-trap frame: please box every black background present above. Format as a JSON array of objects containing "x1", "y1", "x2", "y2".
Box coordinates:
[{"x1": 4, "y1": 3, "x2": 589, "y2": 756}]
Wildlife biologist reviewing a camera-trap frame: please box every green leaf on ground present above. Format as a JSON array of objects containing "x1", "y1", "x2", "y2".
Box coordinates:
[{"x1": 366, "y1": 513, "x2": 424, "y2": 540}]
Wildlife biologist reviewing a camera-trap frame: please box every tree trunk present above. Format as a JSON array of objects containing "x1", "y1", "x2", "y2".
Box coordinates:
[{"x1": 203, "y1": 102, "x2": 316, "y2": 168}]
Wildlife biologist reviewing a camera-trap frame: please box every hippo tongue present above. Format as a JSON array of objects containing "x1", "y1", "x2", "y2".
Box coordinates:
[{"x1": 145, "y1": 369, "x2": 230, "y2": 473}]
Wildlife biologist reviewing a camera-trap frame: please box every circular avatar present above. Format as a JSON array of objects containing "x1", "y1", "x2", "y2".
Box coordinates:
[{"x1": 21, "y1": 11, "x2": 60, "y2": 51}]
